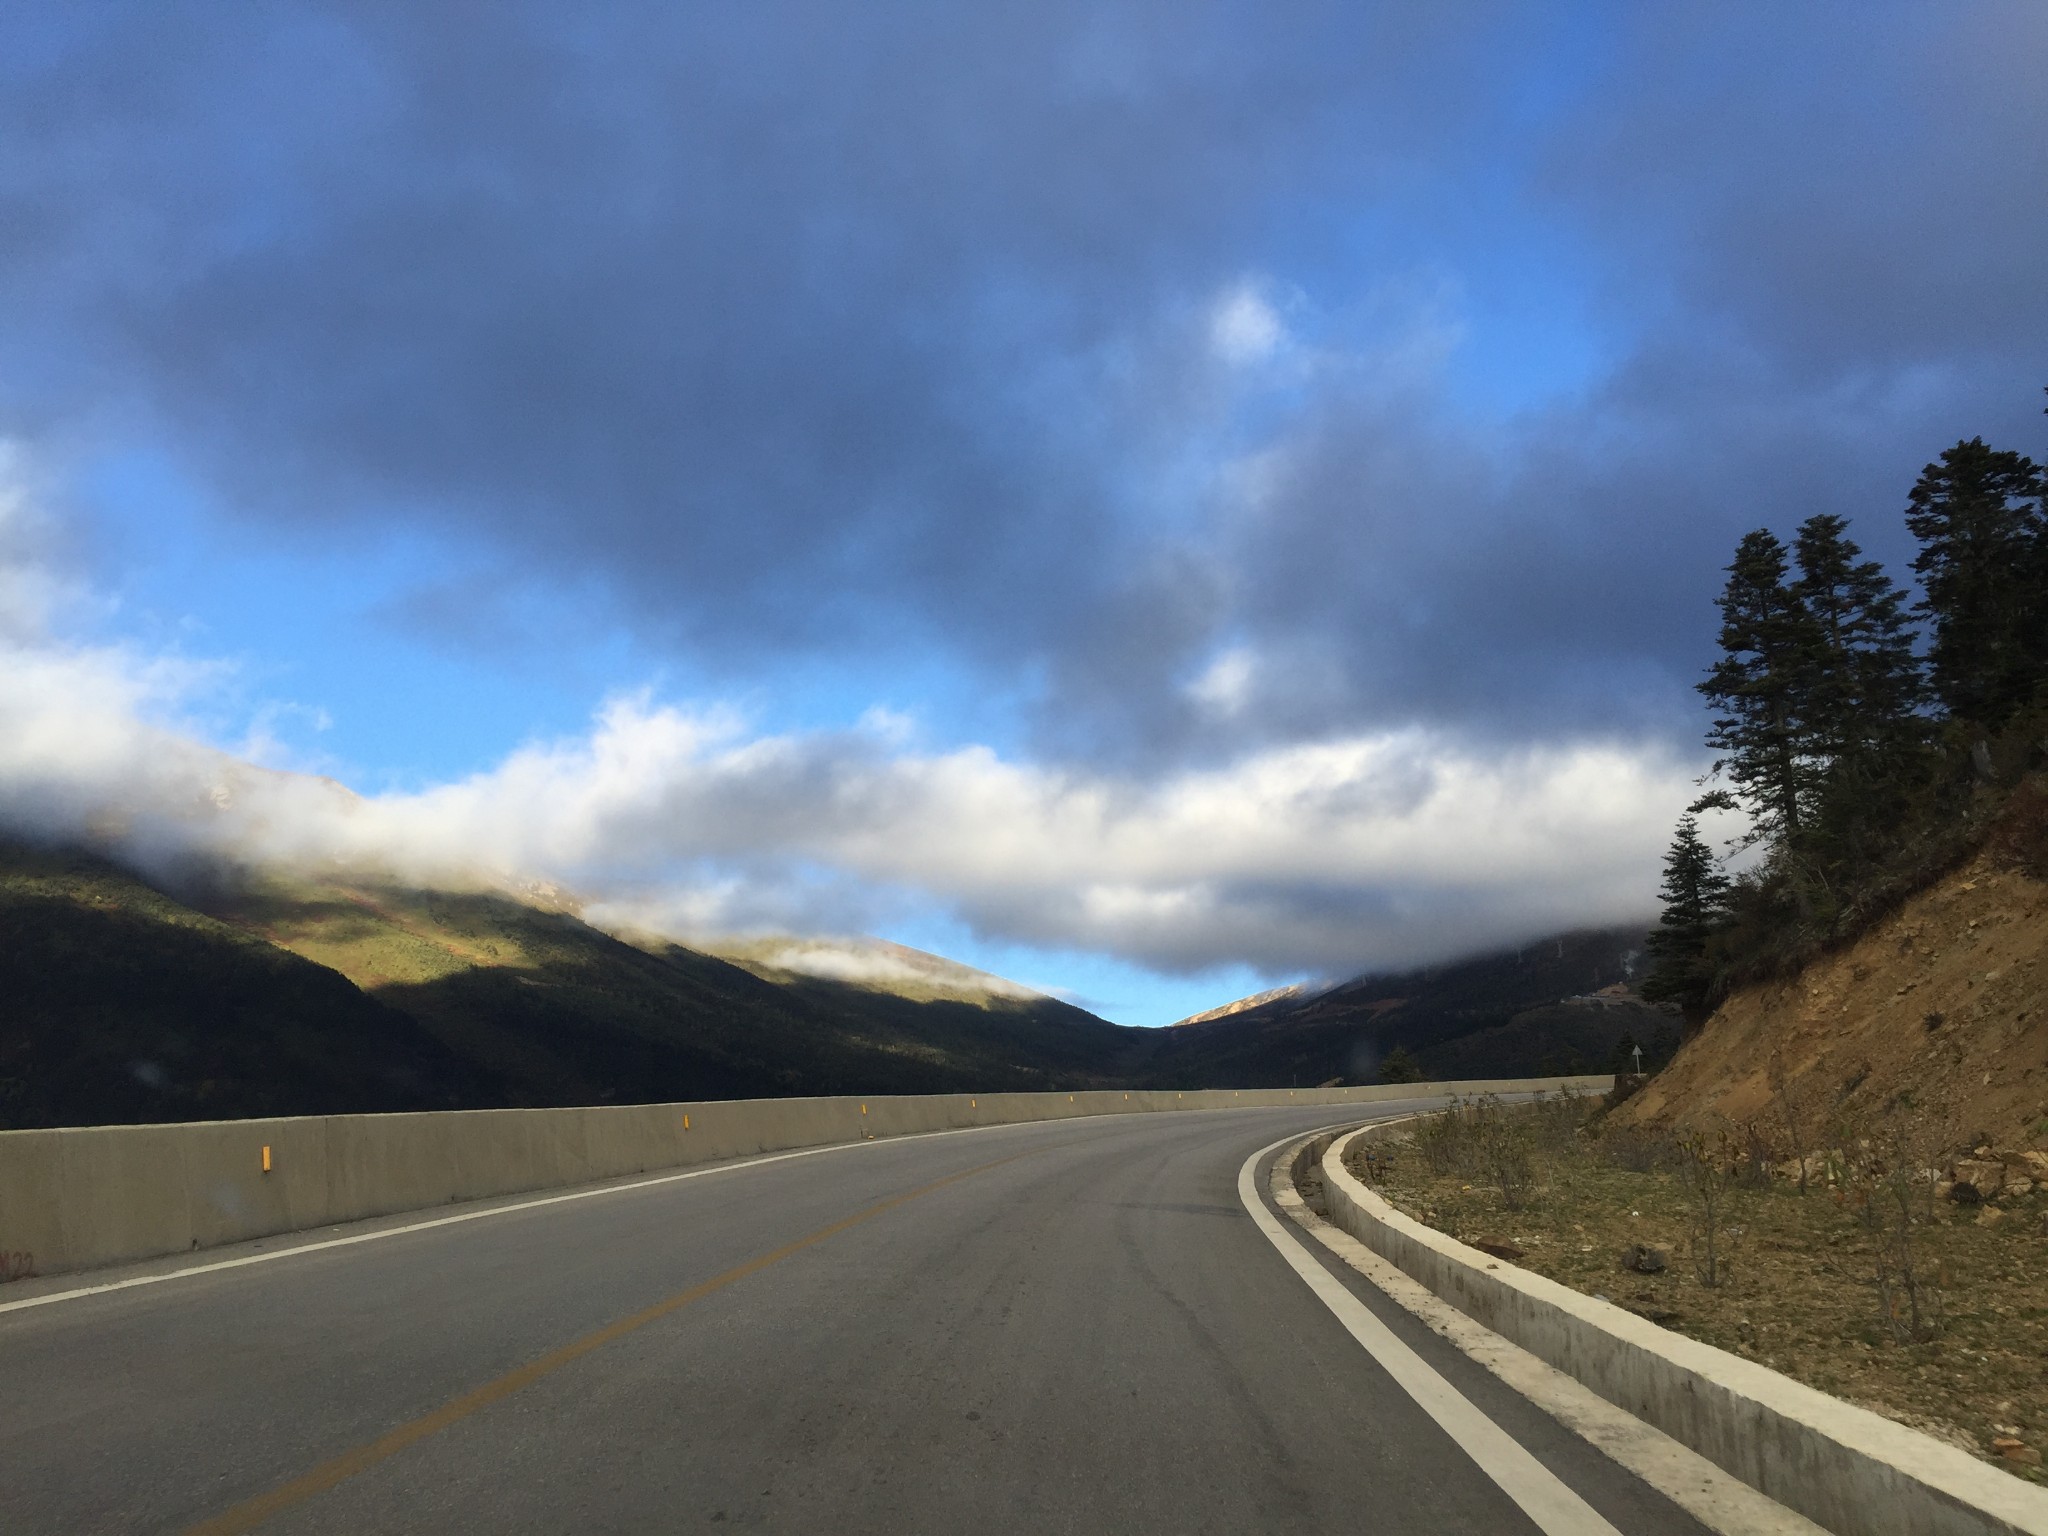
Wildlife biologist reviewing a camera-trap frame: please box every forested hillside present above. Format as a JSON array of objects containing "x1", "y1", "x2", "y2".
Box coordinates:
[
  {"x1": 1646, "y1": 391, "x2": 2048, "y2": 1025},
  {"x1": 0, "y1": 840, "x2": 1143, "y2": 1127},
  {"x1": 0, "y1": 835, "x2": 1657, "y2": 1127},
  {"x1": 1128, "y1": 926, "x2": 1670, "y2": 1089}
]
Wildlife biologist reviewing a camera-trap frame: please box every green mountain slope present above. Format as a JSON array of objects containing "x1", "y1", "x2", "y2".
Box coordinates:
[
  {"x1": 1, "y1": 840, "x2": 1662, "y2": 1128},
  {"x1": 0, "y1": 842, "x2": 503, "y2": 1127},
  {"x1": 1412, "y1": 998, "x2": 1677, "y2": 1081},
  {"x1": 0, "y1": 841, "x2": 1145, "y2": 1127},
  {"x1": 206, "y1": 874, "x2": 1142, "y2": 1104}
]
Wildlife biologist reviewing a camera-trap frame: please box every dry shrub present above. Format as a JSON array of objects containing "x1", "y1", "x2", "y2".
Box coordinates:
[
  {"x1": 1414, "y1": 1102, "x2": 1471, "y2": 1178},
  {"x1": 1673, "y1": 1131, "x2": 1739, "y2": 1287},
  {"x1": 1985, "y1": 773, "x2": 2048, "y2": 880},
  {"x1": 1405, "y1": 1091, "x2": 1596, "y2": 1209},
  {"x1": 1523, "y1": 1085, "x2": 1593, "y2": 1157},
  {"x1": 1601, "y1": 1125, "x2": 1666, "y2": 1173},
  {"x1": 1604, "y1": 1072, "x2": 1647, "y2": 1113},
  {"x1": 1468, "y1": 1095, "x2": 1537, "y2": 1211},
  {"x1": 1768, "y1": 1046, "x2": 1819, "y2": 1194},
  {"x1": 1840, "y1": 1109, "x2": 1953, "y2": 1344}
]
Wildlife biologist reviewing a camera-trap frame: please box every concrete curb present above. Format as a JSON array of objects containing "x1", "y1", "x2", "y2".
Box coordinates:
[
  {"x1": 0, "y1": 1077, "x2": 1607, "y2": 1281},
  {"x1": 1271, "y1": 1128, "x2": 1829, "y2": 1536},
  {"x1": 1320, "y1": 1123, "x2": 2048, "y2": 1536}
]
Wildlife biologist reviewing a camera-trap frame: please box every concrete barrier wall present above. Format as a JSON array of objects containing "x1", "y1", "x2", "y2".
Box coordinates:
[
  {"x1": 0, "y1": 1077, "x2": 1607, "y2": 1281},
  {"x1": 1320, "y1": 1123, "x2": 2048, "y2": 1536}
]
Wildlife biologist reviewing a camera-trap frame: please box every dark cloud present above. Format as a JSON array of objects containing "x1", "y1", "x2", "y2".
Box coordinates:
[{"x1": 2, "y1": 1, "x2": 2044, "y2": 770}]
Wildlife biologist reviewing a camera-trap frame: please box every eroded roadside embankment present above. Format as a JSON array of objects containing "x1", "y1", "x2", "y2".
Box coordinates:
[{"x1": 1614, "y1": 852, "x2": 2048, "y2": 1152}]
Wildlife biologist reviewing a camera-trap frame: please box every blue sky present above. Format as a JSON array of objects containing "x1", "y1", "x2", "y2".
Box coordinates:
[{"x1": 2, "y1": 3, "x2": 2044, "y2": 1023}]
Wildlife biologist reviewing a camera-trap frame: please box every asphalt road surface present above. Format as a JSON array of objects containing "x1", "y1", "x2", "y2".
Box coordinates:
[{"x1": 0, "y1": 1105, "x2": 1716, "y2": 1534}]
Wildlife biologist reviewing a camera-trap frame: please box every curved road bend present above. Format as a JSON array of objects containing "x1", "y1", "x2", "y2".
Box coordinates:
[{"x1": 0, "y1": 1106, "x2": 1713, "y2": 1535}]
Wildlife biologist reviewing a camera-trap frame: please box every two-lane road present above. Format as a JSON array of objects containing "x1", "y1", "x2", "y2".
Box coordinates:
[{"x1": 0, "y1": 1107, "x2": 1711, "y2": 1533}]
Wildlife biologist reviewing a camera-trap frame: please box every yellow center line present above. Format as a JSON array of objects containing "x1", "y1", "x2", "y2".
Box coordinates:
[{"x1": 184, "y1": 1146, "x2": 1049, "y2": 1535}]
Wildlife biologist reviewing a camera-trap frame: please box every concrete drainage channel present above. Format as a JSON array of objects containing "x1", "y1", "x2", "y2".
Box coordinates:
[{"x1": 1273, "y1": 1122, "x2": 2048, "y2": 1536}]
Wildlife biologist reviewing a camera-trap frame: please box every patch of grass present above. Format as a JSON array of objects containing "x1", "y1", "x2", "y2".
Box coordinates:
[{"x1": 1347, "y1": 1098, "x2": 2048, "y2": 1482}]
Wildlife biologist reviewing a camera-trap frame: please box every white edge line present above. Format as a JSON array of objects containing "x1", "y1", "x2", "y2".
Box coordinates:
[
  {"x1": 1238, "y1": 1127, "x2": 1623, "y2": 1536},
  {"x1": 1271, "y1": 1139, "x2": 1831, "y2": 1536},
  {"x1": 0, "y1": 1117, "x2": 1039, "y2": 1317}
]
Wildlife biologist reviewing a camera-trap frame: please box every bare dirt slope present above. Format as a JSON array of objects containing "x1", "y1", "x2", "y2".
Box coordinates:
[{"x1": 1614, "y1": 852, "x2": 2048, "y2": 1149}]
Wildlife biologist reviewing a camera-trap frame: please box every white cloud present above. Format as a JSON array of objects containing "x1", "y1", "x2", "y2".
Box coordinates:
[
  {"x1": 1185, "y1": 644, "x2": 1256, "y2": 717},
  {"x1": 1210, "y1": 279, "x2": 1285, "y2": 364},
  {"x1": 236, "y1": 700, "x2": 336, "y2": 770},
  {"x1": 0, "y1": 464, "x2": 1705, "y2": 980},
  {"x1": 720, "y1": 938, "x2": 1042, "y2": 1001}
]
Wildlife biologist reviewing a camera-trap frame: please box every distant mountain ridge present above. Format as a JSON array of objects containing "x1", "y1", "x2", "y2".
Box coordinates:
[
  {"x1": 1125, "y1": 927, "x2": 1675, "y2": 1088},
  {"x1": 0, "y1": 836, "x2": 1672, "y2": 1128},
  {"x1": 1170, "y1": 982, "x2": 1322, "y2": 1027},
  {"x1": 681, "y1": 933, "x2": 1043, "y2": 1005}
]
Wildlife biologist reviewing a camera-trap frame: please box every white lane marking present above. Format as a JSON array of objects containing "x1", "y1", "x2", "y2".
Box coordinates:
[
  {"x1": 0, "y1": 1116, "x2": 1060, "y2": 1318},
  {"x1": 1271, "y1": 1153, "x2": 1827, "y2": 1536},
  {"x1": 1238, "y1": 1132, "x2": 1623, "y2": 1536}
]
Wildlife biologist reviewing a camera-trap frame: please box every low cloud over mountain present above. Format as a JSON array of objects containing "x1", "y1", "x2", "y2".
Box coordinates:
[
  {"x1": 0, "y1": 472, "x2": 1696, "y2": 977},
  {"x1": 4, "y1": 5, "x2": 2040, "y2": 1010}
]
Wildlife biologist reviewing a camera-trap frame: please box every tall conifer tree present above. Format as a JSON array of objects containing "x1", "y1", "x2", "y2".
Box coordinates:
[
  {"x1": 1790, "y1": 513, "x2": 1927, "y2": 871},
  {"x1": 1904, "y1": 438, "x2": 2046, "y2": 728},
  {"x1": 1699, "y1": 529, "x2": 1816, "y2": 848},
  {"x1": 1643, "y1": 814, "x2": 1730, "y2": 1026}
]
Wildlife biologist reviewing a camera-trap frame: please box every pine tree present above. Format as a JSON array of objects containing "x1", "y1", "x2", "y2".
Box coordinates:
[
  {"x1": 1699, "y1": 529, "x2": 1817, "y2": 848},
  {"x1": 1792, "y1": 514, "x2": 1923, "y2": 755},
  {"x1": 1790, "y1": 513, "x2": 1928, "y2": 872},
  {"x1": 1377, "y1": 1045, "x2": 1422, "y2": 1084},
  {"x1": 1904, "y1": 437, "x2": 2046, "y2": 728},
  {"x1": 1642, "y1": 814, "x2": 1730, "y2": 1026}
]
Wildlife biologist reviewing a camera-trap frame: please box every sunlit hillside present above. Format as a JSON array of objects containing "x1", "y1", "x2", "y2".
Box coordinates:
[
  {"x1": 0, "y1": 836, "x2": 1667, "y2": 1129},
  {"x1": 0, "y1": 839, "x2": 1143, "y2": 1127}
]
